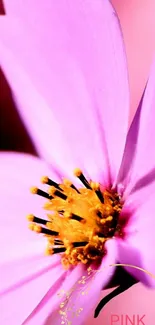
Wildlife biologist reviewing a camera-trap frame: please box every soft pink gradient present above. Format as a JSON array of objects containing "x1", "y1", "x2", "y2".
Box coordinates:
[
  {"x1": 85, "y1": 1, "x2": 155, "y2": 324},
  {"x1": 0, "y1": 0, "x2": 153, "y2": 324},
  {"x1": 112, "y1": 0, "x2": 155, "y2": 125}
]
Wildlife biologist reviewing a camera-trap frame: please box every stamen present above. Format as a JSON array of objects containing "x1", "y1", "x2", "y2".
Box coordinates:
[
  {"x1": 28, "y1": 168, "x2": 123, "y2": 269},
  {"x1": 30, "y1": 187, "x2": 53, "y2": 200},
  {"x1": 65, "y1": 212, "x2": 85, "y2": 223},
  {"x1": 91, "y1": 182, "x2": 104, "y2": 203},
  {"x1": 27, "y1": 214, "x2": 47, "y2": 225},
  {"x1": 41, "y1": 176, "x2": 62, "y2": 191},
  {"x1": 63, "y1": 178, "x2": 80, "y2": 193},
  {"x1": 50, "y1": 187, "x2": 67, "y2": 200},
  {"x1": 74, "y1": 168, "x2": 91, "y2": 189},
  {"x1": 106, "y1": 216, "x2": 113, "y2": 222},
  {"x1": 95, "y1": 190, "x2": 104, "y2": 203},
  {"x1": 41, "y1": 228, "x2": 59, "y2": 236},
  {"x1": 32, "y1": 225, "x2": 59, "y2": 236},
  {"x1": 28, "y1": 223, "x2": 35, "y2": 231}
]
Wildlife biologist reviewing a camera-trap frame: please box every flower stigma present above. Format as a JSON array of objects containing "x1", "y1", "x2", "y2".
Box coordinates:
[{"x1": 27, "y1": 169, "x2": 123, "y2": 269}]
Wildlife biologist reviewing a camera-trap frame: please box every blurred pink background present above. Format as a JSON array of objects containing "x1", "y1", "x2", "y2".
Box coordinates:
[{"x1": 0, "y1": 0, "x2": 155, "y2": 324}]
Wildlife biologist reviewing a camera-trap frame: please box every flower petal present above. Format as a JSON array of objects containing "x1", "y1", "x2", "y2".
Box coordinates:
[
  {"x1": 22, "y1": 264, "x2": 85, "y2": 325},
  {"x1": 0, "y1": 153, "x2": 66, "y2": 324},
  {"x1": 0, "y1": 152, "x2": 61, "y2": 264},
  {"x1": 0, "y1": 0, "x2": 129, "y2": 183},
  {"x1": 22, "y1": 240, "x2": 116, "y2": 324},
  {"x1": 117, "y1": 191, "x2": 155, "y2": 287},
  {"x1": 0, "y1": 261, "x2": 66, "y2": 325},
  {"x1": 117, "y1": 57, "x2": 155, "y2": 287},
  {"x1": 50, "y1": 239, "x2": 117, "y2": 325},
  {"x1": 118, "y1": 56, "x2": 155, "y2": 194}
]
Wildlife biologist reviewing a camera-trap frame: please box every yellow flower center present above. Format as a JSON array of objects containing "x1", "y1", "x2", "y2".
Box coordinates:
[{"x1": 27, "y1": 169, "x2": 122, "y2": 269}]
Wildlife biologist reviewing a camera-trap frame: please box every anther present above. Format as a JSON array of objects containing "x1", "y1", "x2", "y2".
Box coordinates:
[
  {"x1": 95, "y1": 189, "x2": 104, "y2": 203},
  {"x1": 34, "y1": 226, "x2": 59, "y2": 236},
  {"x1": 27, "y1": 214, "x2": 48, "y2": 225},
  {"x1": 28, "y1": 223, "x2": 35, "y2": 231},
  {"x1": 64, "y1": 211, "x2": 71, "y2": 218},
  {"x1": 74, "y1": 168, "x2": 91, "y2": 189},
  {"x1": 30, "y1": 187, "x2": 53, "y2": 200},
  {"x1": 41, "y1": 176, "x2": 62, "y2": 191},
  {"x1": 50, "y1": 187, "x2": 67, "y2": 200},
  {"x1": 34, "y1": 225, "x2": 42, "y2": 233},
  {"x1": 91, "y1": 182, "x2": 104, "y2": 203},
  {"x1": 106, "y1": 216, "x2": 113, "y2": 222},
  {"x1": 45, "y1": 246, "x2": 52, "y2": 255},
  {"x1": 100, "y1": 219, "x2": 106, "y2": 224},
  {"x1": 63, "y1": 178, "x2": 80, "y2": 193}
]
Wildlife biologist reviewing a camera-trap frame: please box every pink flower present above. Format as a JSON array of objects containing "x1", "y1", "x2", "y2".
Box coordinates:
[{"x1": 0, "y1": 1, "x2": 155, "y2": 324}]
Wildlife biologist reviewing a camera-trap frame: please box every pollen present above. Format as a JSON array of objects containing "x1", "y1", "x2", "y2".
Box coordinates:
[{"x1": 28, "y1": 169, "x2": 122, "y2": 269}]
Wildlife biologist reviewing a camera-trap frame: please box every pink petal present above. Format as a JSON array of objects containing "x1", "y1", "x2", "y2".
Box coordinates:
[
  {"x1": 0, "y1": 152, "x2": 61, "y2": 263},
  {"x1": 117, "y1": 191, "x2": 155, "y2": 287},
  {"x1": 0, "y1": 0, "x2": 129, "y2": 184},
  {"x1": 22, "y1": 240, "x2": 116, "y2": 324},
  {"x1": 23, "y1": 264, "x2": 85, "y2": 325},
  {"x1": 51, "y1": 239, "x2": 117, "y2": 325},
  {"x1": 118, "y1": 57, "x2": 155, "y2": 194},
  {"x1": 116, "y1": 57, "x2": 155, "y2": 287},
  {"x1": 0, "y1": 262, "x2": 66, "y2": 325},
  {"x1": 0, "y1": 153, "x2": 66, "y2": 324}
]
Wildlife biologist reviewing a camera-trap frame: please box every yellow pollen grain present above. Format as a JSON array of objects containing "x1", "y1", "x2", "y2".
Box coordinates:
[
  {"x1": 27, "y1": 214, "x2": 34, "y2": 222},
  {"x1": 48, "y1": 186, "x2": 56, "y2": 195},
  {"x1": 34, "y1": 225, "x2": 42, "y2": 233},
  {"x1": 106, "y1": 216, "x2": 113, "y2": 222},
  {"x1": 80, "y1": 219, "x2": 86, "y2": 224},
  {"x1": 63, "y1": 238, "x2": 71, "y2": 246},
  {"x1": 30, "y1": 186, "x2": 38, "y2": 194},
  {"x1": 46, "y1": 221, "x2": 53, "y2": 229},
  {"x1": 41, "y1": 176, "x2": 48, "y2": 184},
  {"x1": 67, "y1": 197, "x2": 73, "y2": 204},
  {"x1": 63, "y1": 179, "x2": 72, "y2": 186},
  {"x1": 105, "y1": 205, "x2": 113, "y2": 216},
  {"x1": 100, "y1": 219, "x2": 106, "y2": 224},
  {"x1": 92, "y1": 235, "x2": 99, "y2": 242},
  {"x1": 95, "y1": 204, "x2": 102, "y2": 211},
  {"x1": 45, "y1": 245, "x2": 52, "y2": 256},
  {"x1": 74, "y1": 168, "x2": 82, "y2": 177},
  {"x1": 90, "y1": 182, "x2": 100, "y2": 190},
  {"x1": 43, "y1": 202, "x2": 51, "y2": 210},
  {"x1": 28, "y1": 223, "x2": 35, "y2": 231},
  {"x1": 64, "y1": 211, "x2": 71, "y2": 218}
]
